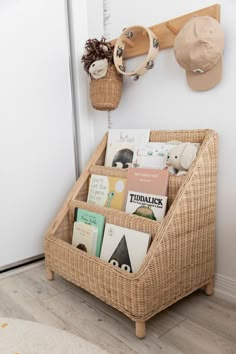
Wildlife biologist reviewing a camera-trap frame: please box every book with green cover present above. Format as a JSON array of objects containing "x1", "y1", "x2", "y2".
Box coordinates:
[{"x1": 74, "y1": 208, "x2": 105, "y2": 257}]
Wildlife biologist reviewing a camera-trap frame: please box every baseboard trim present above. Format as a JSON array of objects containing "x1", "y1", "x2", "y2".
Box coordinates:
[
  {"x1": 0, "y1": 259, "x2": 44, "y2": 279},
  {"x1": 0, "y1": 254, "x2": 44, "y2": 273},
  {"x1": 214, "y1": 273, "x2": 236, "y2": 303}
]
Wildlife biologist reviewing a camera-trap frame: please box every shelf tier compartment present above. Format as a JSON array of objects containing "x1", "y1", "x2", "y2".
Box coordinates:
[{"x1": 88, "y1": 165, "x2": 185, "y2": 208}]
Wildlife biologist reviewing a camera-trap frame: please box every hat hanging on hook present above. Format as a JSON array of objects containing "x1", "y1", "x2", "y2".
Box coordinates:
[{"x1": 174, "y1": 16, "x2": 224, "y2": 91}]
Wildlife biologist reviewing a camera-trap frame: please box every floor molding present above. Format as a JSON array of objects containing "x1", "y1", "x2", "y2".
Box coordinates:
[
  {"x1": 0, "y1": 260, "x2": 44, "y2": 279},
  {"x1": 214, "y1": 273, "x2": 236, "y2": 304}
]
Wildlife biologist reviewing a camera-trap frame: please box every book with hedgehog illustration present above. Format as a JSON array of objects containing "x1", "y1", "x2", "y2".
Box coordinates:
[
  {"x1": 87, "y1": 174, "x2": 126, "y2": 211},
  {"x1": 104, "y1": 129, "x2": 150, "y2": 168}
]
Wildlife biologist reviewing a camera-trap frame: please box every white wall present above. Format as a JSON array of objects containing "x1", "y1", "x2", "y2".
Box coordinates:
[
  {"x1": 0, "y1": 0, "x2": 75, "y2": 269},
  {"x1": 77, "y1": 0, "x2": 236, "y2": 301},
  {"x1": 68, "y1": 0, "x2": 107, "y2": 171}
]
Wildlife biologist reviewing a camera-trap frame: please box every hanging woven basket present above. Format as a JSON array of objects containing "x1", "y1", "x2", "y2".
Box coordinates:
[{"x1": 90, "y1": 65, "x2": 123, "y2": 111}]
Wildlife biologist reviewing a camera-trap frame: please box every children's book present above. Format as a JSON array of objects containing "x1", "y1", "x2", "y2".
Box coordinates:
[
  {"x1": 123, "y1": 167, "x2": 169, "y2": 208},
  {"x1": 104, "y1": 129, "x2": 150, "y2": 168},
  {"x1": 132, "y1": 142, "x2": 201, "y2": 170},
  {"x1": 132, "y1": 142, "x2": 178, "y2": 169},
  {"x1": 87, "y1": 174, "x2": 126, "y2": 211},
  {"x1": 100, "y1": 223, "x2": 151, "y2": 273},
  {"x1": 104, "y1": 142, "x2": 135, "y2": 169},
  {"x1": 72, "y1": 221, "x2": 98, "y2": 256},
  {"x1": 125, "y1": 191, "x2": 168, "y2": 222},
  {"x1": 74, "y1": 208, "x2": 105, "y2": 257}
]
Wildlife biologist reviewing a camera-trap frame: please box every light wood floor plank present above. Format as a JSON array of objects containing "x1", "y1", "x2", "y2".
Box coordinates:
[
  {"x1": 160, "y1": 319, "x2": 236, "y2": 354},
  {"x1": 0, "y1": 286, "x2": 34, "y2": 321},
  {"x1": 44, "y1": 289, "x2": 187, "y2": 354},
  {"x1": 69, "y1": 283, "x2": 185, "y2": 337},
  {"x1": 16, "y1": 268, "x2": 68, "y2": 302},
  {"x1": 169, "y1": 291, "x2": 236, "y2": 344},
  {"x1": 44, "y1": 290, "x2": 137, "y2": 354},
  {"x1": 18, "y1": 263, "x2": 74, "y2": 293},
  {"x1": 68, "y1": 281, "x2": 186, "y2": 353},
  {"x1": 1, "y1": 262, "x2": 236, "y2": 354},
  {"x1": 0, "y1": 275, "x2": 66, "y2": 330}
]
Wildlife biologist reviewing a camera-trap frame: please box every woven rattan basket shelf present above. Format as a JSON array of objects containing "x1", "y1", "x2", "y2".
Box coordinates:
[{"x1": 44, "y1": 129, "x2": 218, "y2": 338}]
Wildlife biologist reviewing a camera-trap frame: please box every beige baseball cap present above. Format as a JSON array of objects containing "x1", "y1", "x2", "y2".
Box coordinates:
[{"x1": 174, "y1": 16, "x2": 224, "y2": 91}]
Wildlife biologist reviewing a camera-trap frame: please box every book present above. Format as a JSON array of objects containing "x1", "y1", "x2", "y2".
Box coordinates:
[
  {"x1": 100, "y1": 223, "x2": 151, "y2": 273},
  {"x1": 104, "y1": 142, "x2": 135, "y2": 169},
  {"x1": 132, "y1": 142, "x2": 179, "y2": 169},
  {"x1": 72, "y1": 221, "x2": 98, "y2": 256},
  {"x1": 74, "y1": 208, "x2": 105, "y2": 257},
  {"x1": 125, "y1": 190, "x2": 168, "y2": 222},
  {"x1": 123, "y1": 167, "x2": 169, "y2": 208},
  {"x1": 87, "y1": 174, "x2": 126, "y2": 211},
  {"x1": 104, "y1": 129, "x2": 150, "y2": 168}
]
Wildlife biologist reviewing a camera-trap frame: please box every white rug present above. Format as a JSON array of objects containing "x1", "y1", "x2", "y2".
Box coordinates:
[{"x1": 0, "y1": 317, "x2": 108, "y2": 354}]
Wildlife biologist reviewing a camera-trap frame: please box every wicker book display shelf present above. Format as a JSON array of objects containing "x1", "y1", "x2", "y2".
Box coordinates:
[{"x1": 44, "y1": 129, "x2": 217, "y2": 338}]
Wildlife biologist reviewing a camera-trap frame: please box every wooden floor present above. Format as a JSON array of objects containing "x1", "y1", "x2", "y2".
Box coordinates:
[{"x1": 0, "y1": 261, "x2": 235, "y2": 354}]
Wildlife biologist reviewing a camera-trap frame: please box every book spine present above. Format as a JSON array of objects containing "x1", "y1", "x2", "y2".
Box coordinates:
[{"x1": 96, "y1": 223, "x2": 105, "y2": 257}]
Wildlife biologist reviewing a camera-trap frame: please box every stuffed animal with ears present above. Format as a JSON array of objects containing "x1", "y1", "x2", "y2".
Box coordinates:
[
  {"x1": 167, "y1": 141, "x2": 199, "y2": 176},
  {"x1": 81, "y1": 37, "x2": 114, "y2": 80},
  {"x1": 89, "y1": 59, "x2": 108, "y2": 79}
]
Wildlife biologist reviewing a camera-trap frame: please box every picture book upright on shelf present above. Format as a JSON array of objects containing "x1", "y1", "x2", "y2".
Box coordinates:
[{"x1": 44, "y1": 129, "x2": 218, "y2": 338}]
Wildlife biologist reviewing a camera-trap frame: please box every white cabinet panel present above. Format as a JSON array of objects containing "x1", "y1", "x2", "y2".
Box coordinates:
[{"x1": 0, "y1": 0, "x2": 75, "y2": 269}]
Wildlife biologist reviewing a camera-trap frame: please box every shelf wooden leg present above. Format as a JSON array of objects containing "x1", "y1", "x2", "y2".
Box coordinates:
[
  {"x1": 135, "y1": 321, "x2": 146, "y2": 339},
  {"x1": 46, "y1": 268, "x2": 54, "y2": 281},
  {"x1": 203, "y1": 279, "x2": 214, "y2": 296}
]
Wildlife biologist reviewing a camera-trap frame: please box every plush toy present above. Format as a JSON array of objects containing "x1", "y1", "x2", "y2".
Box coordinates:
[
  {"x1": 81, "y1": 37, "x2": 114, "y2": 78},
  {"x1": 88, "y1": 58, "x2": 108, "y2": 79},
  {"x1": 167, "y1": 142, "x2": 199, "y2": 176},
  {"x1": 81, "y1": 37, "x2": 122, "y2": 111}
]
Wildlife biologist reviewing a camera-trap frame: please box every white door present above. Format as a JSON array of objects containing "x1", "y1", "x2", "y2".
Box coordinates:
[{"x1": 0, "y1": 0, "x2": 76, "y2": 270}]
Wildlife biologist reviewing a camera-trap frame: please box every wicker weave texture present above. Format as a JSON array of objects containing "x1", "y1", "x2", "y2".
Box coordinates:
[
  {"x1": 90, "y1": 65, "x2": 122, "y2": 111},
  {"x1": 45, "y1": 129, "x2": 217, "y2": 322}
]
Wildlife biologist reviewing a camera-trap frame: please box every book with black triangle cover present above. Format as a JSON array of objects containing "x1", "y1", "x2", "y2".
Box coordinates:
[
  {"x1": 109, "y1": 235, "x2": 133, "y2": 273},
  {"x1": 100, "y1": 223, "x2": 151, "y2": 273}
]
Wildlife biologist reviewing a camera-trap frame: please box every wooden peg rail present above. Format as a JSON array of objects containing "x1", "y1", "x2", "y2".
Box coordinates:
[{"x1": 110, "y1": 4, "x2": 220, "y2": 59}]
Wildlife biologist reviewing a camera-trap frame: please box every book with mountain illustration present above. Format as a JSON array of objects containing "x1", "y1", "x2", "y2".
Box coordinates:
[
  {"x1": 100, "y1": 223, "x2": 151, "y2": 273},
  {"x1": 87, "y1": 174, "x2": 126, "y2": 210}
]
